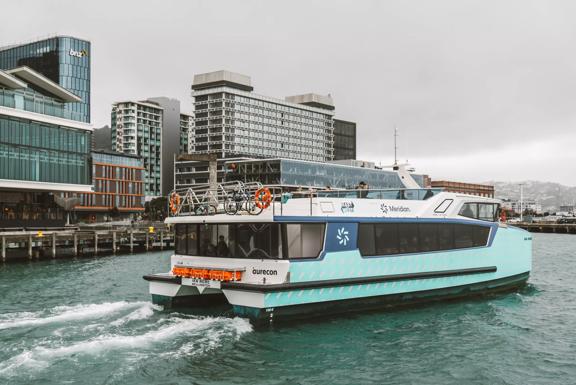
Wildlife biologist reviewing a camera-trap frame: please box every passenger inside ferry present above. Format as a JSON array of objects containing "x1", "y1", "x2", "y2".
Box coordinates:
[{"x1": 217, "y1": 235, "x2": 229, "y2": 257}]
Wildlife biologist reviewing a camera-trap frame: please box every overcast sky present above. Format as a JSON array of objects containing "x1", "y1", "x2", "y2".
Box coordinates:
[{"x1": 2, "y1": 0, "x2": 576, "y2": 185}]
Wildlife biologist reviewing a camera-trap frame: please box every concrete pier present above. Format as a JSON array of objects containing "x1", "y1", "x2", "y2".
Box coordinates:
[{"x1": 0, "y1": 225, "x2": 174, "y2": 262}]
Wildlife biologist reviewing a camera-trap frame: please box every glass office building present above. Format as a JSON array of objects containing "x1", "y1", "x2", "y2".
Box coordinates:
[
  {"x1": 0, "y1": 52, "x2": 92, "y2": 227},
  {"x1": 0, "y1": 36, "x2": 91, "y2": 123},
  {"x1": 224, "y1": 158, "x2": 426, "y2": 190},
  {"x1": 333, "y1": 119, "x2": 356, "y2": 160}
]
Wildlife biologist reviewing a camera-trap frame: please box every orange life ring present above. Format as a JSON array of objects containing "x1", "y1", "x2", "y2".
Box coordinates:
[
  {"x1": 500, "y1": 209, "x2": 507, "y2": 222},
  {"x1": 169, "y1": 192, "x2": 181, "y2": 214},
  {"x1": 254, "y1": 187, "x2": 272, "y2": 209}
]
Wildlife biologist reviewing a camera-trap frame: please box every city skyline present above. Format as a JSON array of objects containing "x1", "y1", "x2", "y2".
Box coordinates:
[{"x1": 2, "y1": 0, "x2": 576, "y2": 185}]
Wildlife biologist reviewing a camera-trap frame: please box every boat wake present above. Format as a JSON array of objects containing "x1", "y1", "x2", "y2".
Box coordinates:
[{"x1": 0, "y1": 301, "x2": 252, "y2": 380}]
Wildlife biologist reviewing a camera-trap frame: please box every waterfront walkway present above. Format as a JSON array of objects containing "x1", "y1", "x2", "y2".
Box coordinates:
[
  {"x1": 0, "y1": 224, "x2": 174, "y2": 262},
  {"x1": 513, "y1": 222, "x2": 576, "y2": 234}
]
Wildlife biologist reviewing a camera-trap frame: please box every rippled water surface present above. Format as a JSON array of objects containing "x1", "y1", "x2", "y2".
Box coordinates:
[{"x1": 0, "y1": 233, "x2": 575, "y2": 384}]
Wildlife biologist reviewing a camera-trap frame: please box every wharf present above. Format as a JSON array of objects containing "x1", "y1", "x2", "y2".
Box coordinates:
[
  {"x1": 514, "y1": 223, "x2": 576, "y2": 234},
  {"x1": 0, "y1": 224, "x2": 174, "y2": 262}
]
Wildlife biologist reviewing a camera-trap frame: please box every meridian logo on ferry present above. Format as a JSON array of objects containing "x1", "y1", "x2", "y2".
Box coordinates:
[
  {"x1": 341, "y1": 201, "x2": 355, "y2": 214},
  {"x1": 336, "y1": 227, "x2": 350, "y2": 246},
  {"x1": 380, "y1": 203, "x2": 411, "y2": 215}
]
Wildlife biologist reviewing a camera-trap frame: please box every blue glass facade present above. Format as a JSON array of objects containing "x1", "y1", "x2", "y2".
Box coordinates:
[
  {"x1": 226, "y1": 159, "x2": 426, "y2": 189},
  {"x1": 0, "y1": 36, "x2": 91, "y2": 123}
]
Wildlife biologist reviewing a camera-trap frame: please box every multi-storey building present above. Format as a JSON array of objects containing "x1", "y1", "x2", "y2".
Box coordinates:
[
  {"x1": 333, "y1": 118, "x2": 356, "y2": 160},
  {"x1": 431, "y1": 180, "x2": 494, "y2": 198},
  {"x1": 501, "y1": 199, "x2": 542, "y2": 215},
  {"x1": 111, "y1": 100, "x2": 163, "y2": 198},
  {"x1": 190, "y1": 71, "x2": 334, "y2": 161},
  {"x1": 175, "y1": 70, "x2": 335, "y2": 188},
  {"x1": 180, "y1": 113, "x2": 193, "y2": 154},
  {"x1": 0, "y1": 36, "x2": 91, "y2": 123},
  {"x1": 74, "y1": 150, "x2": 144, "y2": 222},
  {"x1": 0, "y1": 65, "x2": 92, "y2": 227}
]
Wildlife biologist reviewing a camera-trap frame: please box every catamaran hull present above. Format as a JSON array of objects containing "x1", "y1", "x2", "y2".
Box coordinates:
[
  {"x1": 229, "y1": 272, "x2": 529, "y2": 324},
  {"x1": 146, "y1": 270, "x2": 529, "y2": 324}
]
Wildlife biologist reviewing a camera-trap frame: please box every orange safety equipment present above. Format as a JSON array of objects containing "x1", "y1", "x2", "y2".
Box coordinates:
[
  {"x1": 169, "y1": 192, "x2": 181, "y2": 214},
  {"x1": 254, "y1": 187, "x2": 272, "y2": 209},
  {"x1": 500, "y1": 209, "x2": 507, "y2": 222},
  {"x1": 171, "y1": 266, "x2": 242, "y2": 282}
]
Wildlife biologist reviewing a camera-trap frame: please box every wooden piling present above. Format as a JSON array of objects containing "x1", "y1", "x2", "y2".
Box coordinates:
[
  {"x1": 1, "y1": 236, "x2": 5, "y2": 261},
  {"x1": 130, "y1": 230, "x2": 134, "y2": 253},
  {"x1": 112, "y1": 231, "x2": 117, "y2": 254},
  {"x1": 28, "y1": 234, "x2": 33, "y2": 259},
  {"x1": 145, "y1": 232, "x2": 150, "y2": 251},
  {"x1": 94, "y1": 232, "x2": 98, "y2": 255},
  {"x1": 52, "y1": 233, "x2": 56, "y2": 258},
  {"x1": 73, "y1": 233, "x2": 78, "y2": 257},
  {"x1": 160, "y1": 231, "x2": 164, "y2": 250}
]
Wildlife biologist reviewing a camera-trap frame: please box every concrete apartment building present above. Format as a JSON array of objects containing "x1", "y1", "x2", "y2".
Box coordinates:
[
  {"x1": 175, "y1": 70, "x2": 337, "y2": 187},
  {"x1": 111, "y1": 100, "x2": 162, "y2": 198}
]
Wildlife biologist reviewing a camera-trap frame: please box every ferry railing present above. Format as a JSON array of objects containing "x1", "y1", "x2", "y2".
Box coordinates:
[{"x1": 169, "y1": 181, "x2": 264, "y2": 216}]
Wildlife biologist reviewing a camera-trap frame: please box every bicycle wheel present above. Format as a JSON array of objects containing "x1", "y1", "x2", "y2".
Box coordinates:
[
  {"x1": 246, "y1": 199, "x2": 263, "y2": 215},
  {"x1": 224, "y1": 197, "x2": 238, "y2": 215}
]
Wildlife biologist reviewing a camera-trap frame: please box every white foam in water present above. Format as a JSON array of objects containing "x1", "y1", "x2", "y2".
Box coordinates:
[
  {"x1": 110, "y1": 303, "x2": 155, "y2": 326},
  {"x1": 0, "y1": 301, "x2": 148, "y2": 330},
  {"x1": 0, "y1": 315, "x2": 252, "y2": 377}
]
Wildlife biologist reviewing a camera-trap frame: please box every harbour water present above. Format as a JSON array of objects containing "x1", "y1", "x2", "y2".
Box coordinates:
[{"x1": 0, "y1": 233, "x2": 575, "y2": 385}]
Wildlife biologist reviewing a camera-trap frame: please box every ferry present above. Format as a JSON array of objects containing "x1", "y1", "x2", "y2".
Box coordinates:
[{"x1": 144, "y1": 170, "x2": 532, "y2": 324}]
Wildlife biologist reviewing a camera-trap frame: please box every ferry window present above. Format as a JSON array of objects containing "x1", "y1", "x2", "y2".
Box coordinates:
[
  {"x1": 398, "y1": 224, "x2": 419, "y2": 253},
  {"x1": 175, "y1": 224, "x2": 187, "y2": 255},
  {"x1": 419, "y1": 223, "x2": 439, "y2": 252},
  {"x1": 434, "y1": 199, "x2": 454, "y2": 213},
  {"x1": 236, "y1": 223, "x2": 282, "y2": 259},
  {"x1": 454, "y1": 224, "x2": 475, "y2": 248},
  {"x1": 358, "y1": 224, "x2": 375, "y2": 256},
  {"x1": 472, "y1": 226, "x2": 490, "y2": 247},
  {"x1": 285, "y1": 223, "x2": 325, "y2": 259},
  {"x1": 459, "y1": 203, "x2": 478, "y2": 219},
  {"x1": 375, "y1": 223, "x2": 398, "y2": 254},
  {"x1": 187, "y1": 224, "x2": 198, "y2": 255},
  {"x1": 216, "y1": 224, "x2": 233, "y2": 257},
  {"x1": 478, "y1": 204, "x2": 497, "y2": 221},
  {"x1": 199, "y1": 224, "x2": 218, "y2": 256},
  {"x1": 437, "y1": 224, "x2": 454, "y2": 250}
]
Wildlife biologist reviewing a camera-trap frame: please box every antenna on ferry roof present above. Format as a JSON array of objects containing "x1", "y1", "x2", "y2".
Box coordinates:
[{"x1": 394, "y1": 126, "x2": 398, "y2": 166}]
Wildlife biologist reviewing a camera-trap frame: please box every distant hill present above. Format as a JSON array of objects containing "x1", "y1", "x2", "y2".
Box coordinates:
[{"x1": 486, "y1": 181, "x2": 576, "y2": 212}]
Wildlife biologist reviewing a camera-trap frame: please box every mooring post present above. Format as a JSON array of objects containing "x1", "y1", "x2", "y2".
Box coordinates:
[
  {"x1": 160, "y1": 231, "x2": 164, "y2": 250},
  {"x1": 73, "y1": 233, "x2": 78, "y2": 257},
  {"x1": 112, "y1": 231, "x2": 117, "y2": 254},
  {"x1": 94, "y1": 232, "x2": 98, "y2": 255},
  {"x1": 28, "y1": 234, "x2": 33, "y2": 260},
  {"x1": 51, "y1": 233, "x2": 56, "y2": 258},
  {"x1": 130, "y1": 229, "x2": 134, "y2": 253},
  {"x1": 145, "y1": 232, "x2": 150, "y2": 251},
  {"x1": 1, "y1": 236, "x2": 5, "y2": 261}
]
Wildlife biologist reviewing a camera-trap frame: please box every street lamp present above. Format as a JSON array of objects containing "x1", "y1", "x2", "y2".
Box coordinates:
[{"x1": 519, "y1": 183, "x2": 525, "y2": 222}]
